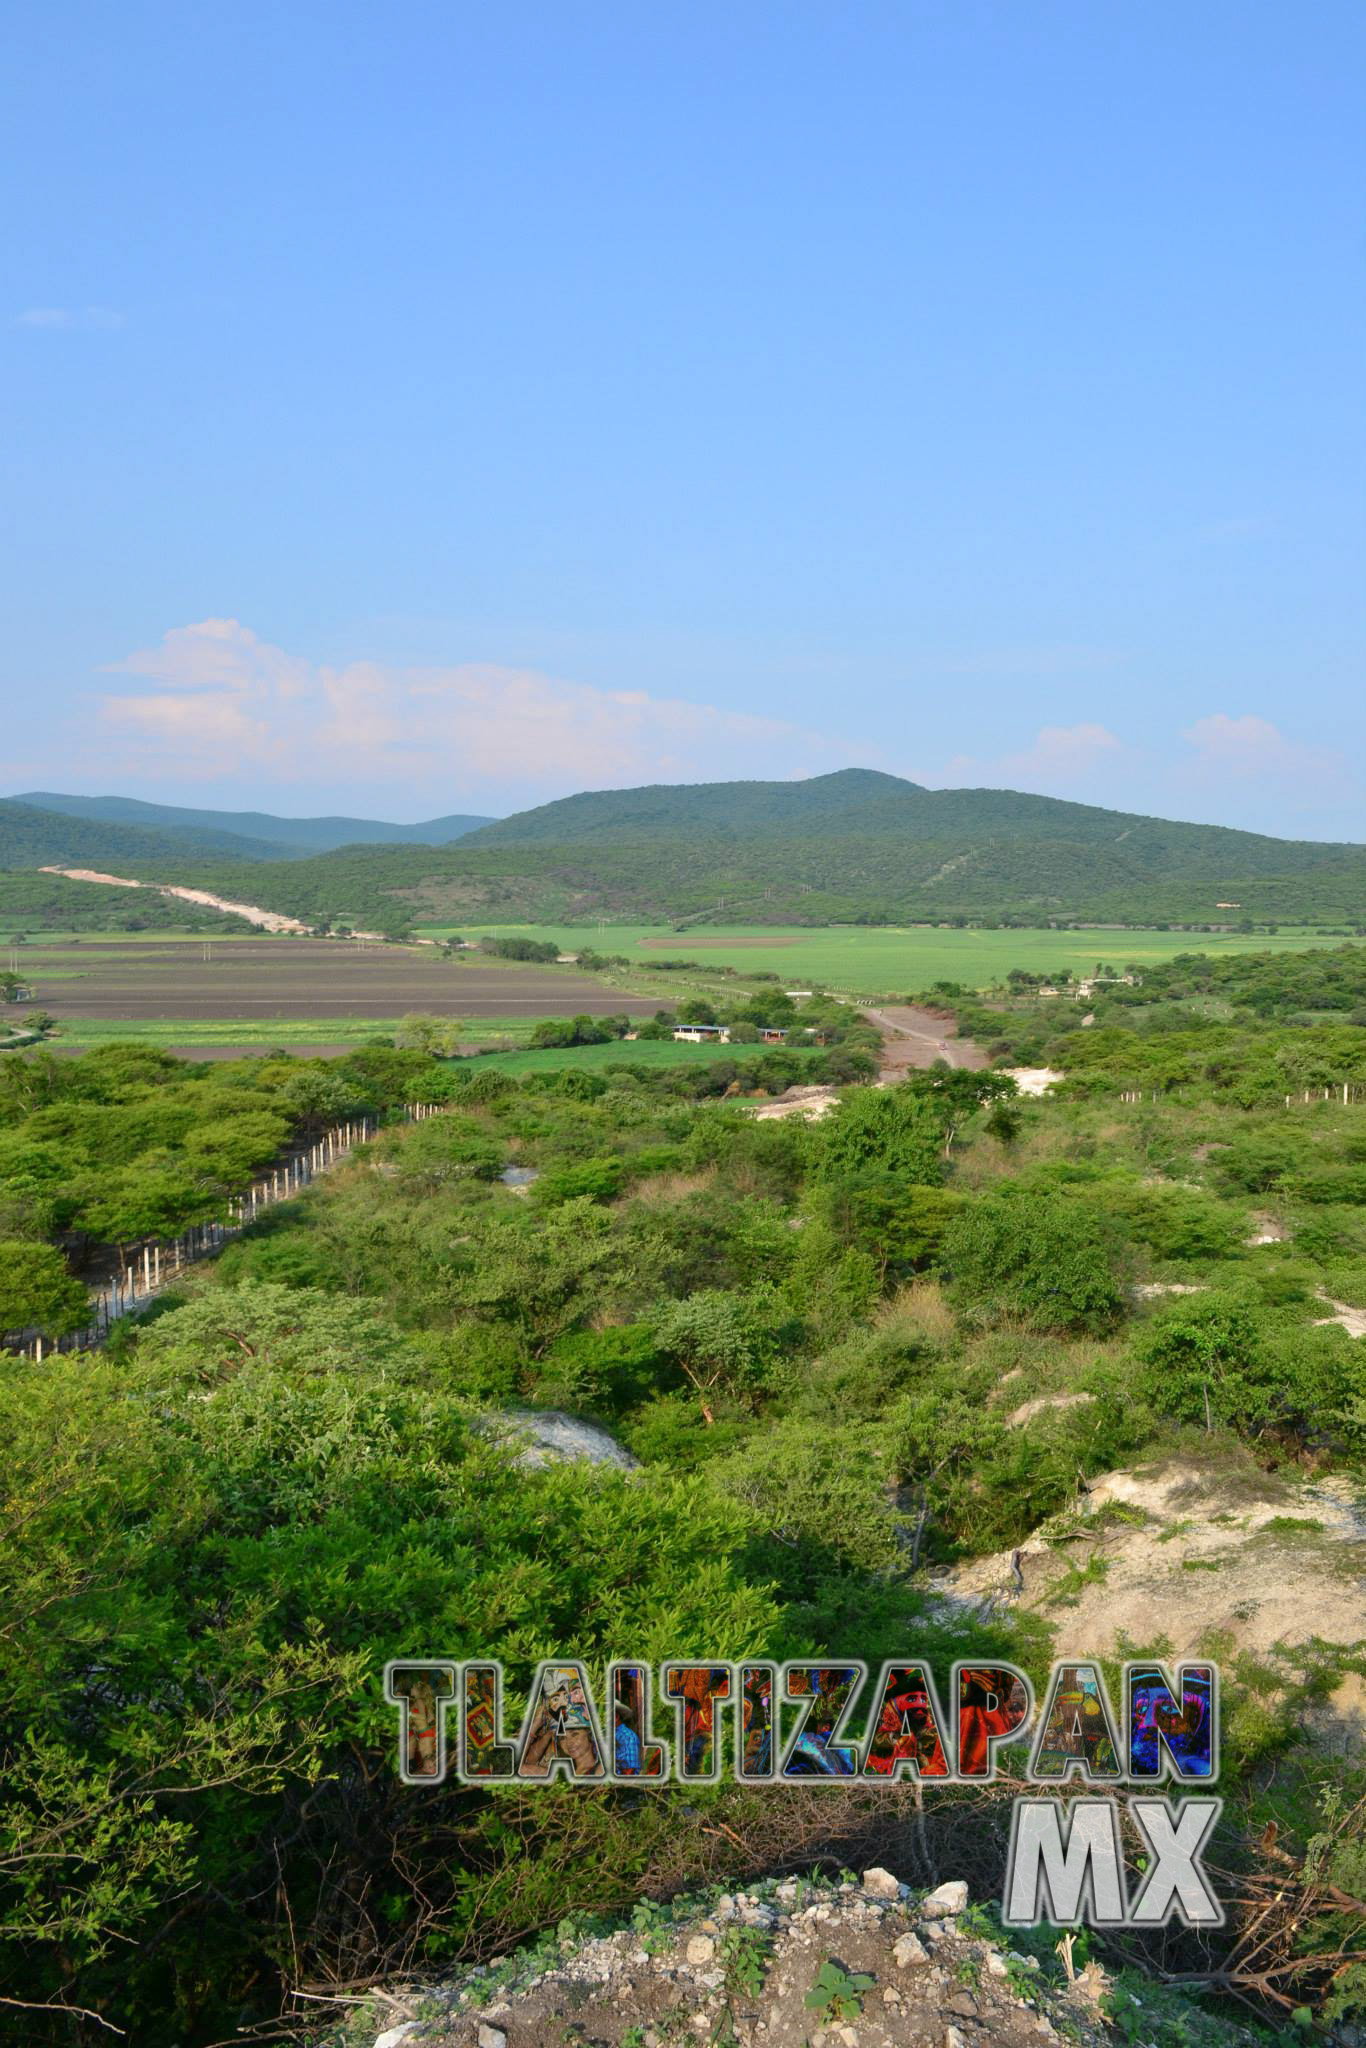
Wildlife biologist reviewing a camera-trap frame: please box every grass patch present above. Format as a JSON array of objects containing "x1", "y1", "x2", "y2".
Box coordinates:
[
  {"x1": 418, "y1": 922, "x2": 1354, "y2": 998},
  {"x1": 459, "y1": 1038, "x2": 827, "y2": 1076}
]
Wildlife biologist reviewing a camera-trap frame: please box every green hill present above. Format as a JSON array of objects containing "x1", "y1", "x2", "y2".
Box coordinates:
[
  {"x1": 467, "y1": 766, "x2": 1360, "y2": 878},
  {"x1": 0, "y1": 799, "x2": 288, "y2": 867},
  {"x1": 5, "y1": 773, "x2": 1365, "y2": 933},
  {"x1": 468, "y1": 766, "x2": 919, "y2": 843},
  {"x1": 14, "y1": 791, "x2": 497, "y2": 855}
]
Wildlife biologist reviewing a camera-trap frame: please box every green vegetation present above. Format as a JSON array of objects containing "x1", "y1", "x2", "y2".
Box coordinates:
[
  {"x1": 12, "y1": 768, "x2": 1365, "y2": 932},
  {"x1": 15, "y1": 789, "x2": 494, "y2": 853},
  {"x1": 445, "y1": 921, "x2": 1348, "y2": 995},
  {"x1": 805, "y1": 1957, "x2": 876, "y2": 2022},
  {"x1": 936, "y1": 942, "x2": 1366, "y2": 1099},
  {"x1": 1, "y1": 939, "x2": 1363, "y2": 2040},
  {"x1": 0, "y1": 867, "x2": 256, "y2": 932},
  {"x1": 471, "y1": 1037, "x2": 826, "y2": 1076},
  {"x1": 0, "y1": 796, "x2": 290, "y2": 865}
]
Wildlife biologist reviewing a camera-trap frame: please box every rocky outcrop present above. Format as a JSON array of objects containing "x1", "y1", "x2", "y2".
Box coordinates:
[
  {"x1": 349, "y1": 1873, "x2": 1131, "y2": 2048},
  {"x1": 486, "y1": 1408, "x2": 640, "y2": 1471},
  {"x1": 931, "y1": 1455, "x2": 1366, "y2": 1751}
]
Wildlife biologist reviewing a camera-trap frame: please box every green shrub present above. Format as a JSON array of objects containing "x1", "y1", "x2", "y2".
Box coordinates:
[{"x1": 942, "y1": 1190, "x2": 1125, "y2": 1334}]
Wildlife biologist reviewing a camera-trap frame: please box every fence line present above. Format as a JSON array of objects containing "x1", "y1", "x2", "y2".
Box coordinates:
[
  {"x1": 1117, "y1": 1082, "x2": 1366, "y2": 1107},
  {"x1": 10, "y1": 1116, "x2": 379, "y2": 1363}
]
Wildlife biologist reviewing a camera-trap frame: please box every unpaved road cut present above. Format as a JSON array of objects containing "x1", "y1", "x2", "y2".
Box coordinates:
[
  {"x1": 865, "y1": 1003, "x2": 988, "y2": 1078},
  {"x1": 40, "y1": 867, "x2": 312, "y2": 933}
]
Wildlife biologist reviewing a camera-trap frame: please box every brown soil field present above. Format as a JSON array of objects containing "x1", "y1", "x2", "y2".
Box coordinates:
[{"x1": 22, "y1": 939, "x2": 661, "y2": 1022}]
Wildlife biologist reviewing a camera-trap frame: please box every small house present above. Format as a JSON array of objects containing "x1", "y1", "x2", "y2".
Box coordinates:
[
  {"x1": 758, "y1": 1027, "x2": 789, "y2": 1044},
  {"x1": 672, "y1": 1024, "x2": 730, "y2": 1043}
]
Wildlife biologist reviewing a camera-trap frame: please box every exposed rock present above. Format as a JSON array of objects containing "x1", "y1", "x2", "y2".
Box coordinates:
[
  {"x1": 375, "y1": 2027, "x2": 418, "y2": 2048},
  {"x1": 921, "y1": 1880, "x2": 968, "y2": 1918},
  {"x1": 860, "y1": 1865, "x2": 901, "y2": 1899},
  {"x1": 486, "y1": 1409, "x2": 639, "y2": 1470},
  {"x1": 380, "y1": 1874, "x2": 1122, "y2": 2046},
  {"x1": 1005, "y1": 1392, "x2": 1095, "y2": 1429},
  {"x1": 1314, "y1": 1293, "x2": 1366, "y2": 1338},
  {"x1": 931, "y1": 1455, "x2": 1366, "y2": 1743},
  {"x1": 753, "y1": 1084, "x2": 840, "y2": 1122},
  {"x1": 1002, "y1": 1068, "x2": 1064, "y2": 1096}
]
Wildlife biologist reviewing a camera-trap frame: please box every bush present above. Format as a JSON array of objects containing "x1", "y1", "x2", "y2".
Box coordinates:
[
  {"x1": 942, "y1": 1190, "x2": 1125, "y2": 1334},
  {"x1": 0, "y1": 1239, "x2": 89, "y2": 1338},
  {"x1": 1133, "y1": 1290, "x2": 1354, "y2": 1444}
]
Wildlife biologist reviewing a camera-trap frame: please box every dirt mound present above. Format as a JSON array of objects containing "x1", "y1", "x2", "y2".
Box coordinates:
[{"x1": 350, "y1": 1874, "x2": 1122, "y2": 2048}]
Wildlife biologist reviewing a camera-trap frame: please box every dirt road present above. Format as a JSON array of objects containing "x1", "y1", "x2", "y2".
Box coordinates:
[
  {"x1": 39, "y1": 866, "x2": 312, "y2": 933},
  {"x1": 864, "y1": 1003, "x2": 988, "y2": 1079}
]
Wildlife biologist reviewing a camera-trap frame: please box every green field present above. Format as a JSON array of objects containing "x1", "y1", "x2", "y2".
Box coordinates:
[
  {"x1": 423, "y1": 921, "x2": 1353, "y2": 996},
  {"x1": 465, "y1": 1036, "x2": 824, "y2": 1076},
  {"x1": 43, "y1": 1015, "x2": 526, "y2": 1049}
]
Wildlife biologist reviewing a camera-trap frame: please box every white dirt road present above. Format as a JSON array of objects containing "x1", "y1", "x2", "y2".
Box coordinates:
[{"x1": 39, "y1": 867, "x2": 312, "y2": 934}]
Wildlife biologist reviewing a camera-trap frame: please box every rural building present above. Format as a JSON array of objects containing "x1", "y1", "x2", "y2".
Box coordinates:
[
  {"x1": 758, "y1": 1027, "x2": 789, "y2": 1043},
  {"x1": 1074, "y1": 974, "x2": 1137, "y2": 998},
  {"x1": 673, "y1": 1024, "x2": 731, "y2": 1043}
]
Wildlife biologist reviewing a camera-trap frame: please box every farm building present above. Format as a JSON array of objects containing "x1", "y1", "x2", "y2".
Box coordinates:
[
  {"x1": 1074, "y1": 973, "x2": 1137, "y2": 998},
  {"x1": 758, "y1": 1026, "x2": 789, "y2": 1043},
  {"x1": 672, "y1": 1024, "x2": 731, "y2": 1043}
]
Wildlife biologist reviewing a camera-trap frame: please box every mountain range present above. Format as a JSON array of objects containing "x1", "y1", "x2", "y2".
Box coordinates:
[
  {"x1": 9, "y1": 792, "x2": 496, "y2": 860},
  {"x1": 2, "y1": 770, "x2": 1363, "y2": 932}
]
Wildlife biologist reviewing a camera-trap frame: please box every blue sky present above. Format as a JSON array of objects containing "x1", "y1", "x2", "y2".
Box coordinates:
[{"x1": 4, "y1": 2, "x2": 1364, "y2": 835}]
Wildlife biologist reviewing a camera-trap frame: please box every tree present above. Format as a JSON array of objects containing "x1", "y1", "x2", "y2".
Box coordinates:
[
  {"x1": 0, "y1": 1240, "x2": 89, "y2": 1338},
  {"x1": 943, "y1": 1189, "x2": 1124, "y2": 1334},
  {"x1": 652, "y1": 1285, "x2": 796, "y2": 1419},
  {"x1": 819, "y1": 1175, "x2": 964, "y2": 1284},
  {"x1": 815, "y1": 1084, "x2": 945, "y2": 1187}
]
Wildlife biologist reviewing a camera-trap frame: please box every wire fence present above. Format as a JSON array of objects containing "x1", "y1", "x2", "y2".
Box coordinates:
[
  {"x1": 7, "y1": 1115, "x2": 382, "y2": 1363},
  {"x1": 1117, "y1": 1082, "x2": 1366, "y2": 1106}
]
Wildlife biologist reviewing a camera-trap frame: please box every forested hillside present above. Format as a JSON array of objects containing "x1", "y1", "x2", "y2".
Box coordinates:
[
  {"x1": 2, "y1": 957, "x2": 1364, "y2": 2040},
  {"x1": 17, "y1": 791, "x2": 496, "y2": 853},
  {"x1": 0, "y1": 798, "x2": 288, "y2": 866},
  {"x1": 31, "y1": 769, "x2": 1359, "y2": 933},
  {"x1": 0, "y1": 867, "x2": 256, "y2": 931}
]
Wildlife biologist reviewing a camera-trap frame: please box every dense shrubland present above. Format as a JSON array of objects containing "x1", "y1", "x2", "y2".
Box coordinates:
[
  {"x1": 1, "y1": 960, "x2": 1364, "y2": 2038},
  {"x1": 929, "y1": 943, "x2": 1366, "y2": 1100}
]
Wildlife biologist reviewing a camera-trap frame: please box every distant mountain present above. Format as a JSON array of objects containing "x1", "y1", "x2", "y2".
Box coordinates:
[
  {"x1": 466, "y1": 767, "x2": 1362, "y2": 876},
  {"x1": 467, "y1": 767, "x2": 921, "y2": 844},
  {"x1": 0, "y1": 799, "x2": 291, "y2": 868},
  {"x1": 15, "y1": 792, "x2": 498, "y2": 856},
  {"x1": 7, "y1": 773, "x2": 1364, "y2": 934},
  {"x1": 53, "y1": 769, "x2": 1355, "y2": 937}
]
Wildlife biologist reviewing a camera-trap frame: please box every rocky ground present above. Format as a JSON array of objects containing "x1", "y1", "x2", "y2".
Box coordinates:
[
  {"x1": 929, "y1": 1451, "x2": 1366, "y2": 1755},
  {"x1": 331, "y1": 1872, "x2": 1276, "y2": 2048}
]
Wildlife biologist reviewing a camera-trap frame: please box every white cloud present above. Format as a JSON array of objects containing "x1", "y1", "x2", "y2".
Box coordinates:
[
  {"x1": 939, "y1": 721, "x2": 1128, "y2": 797},
  {"x1": 17, "y1": 305, "x2": 125, "y2": 330},
  {"x1": 1181, "y1": 712, "x2": 1323, "y2": 777},
  {"x1": 1176, "y1": 712, "x2": 1350, "y2": 811},
  {"x1": 97, "y1": 619, "x2": 864, "y2": 799}
]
